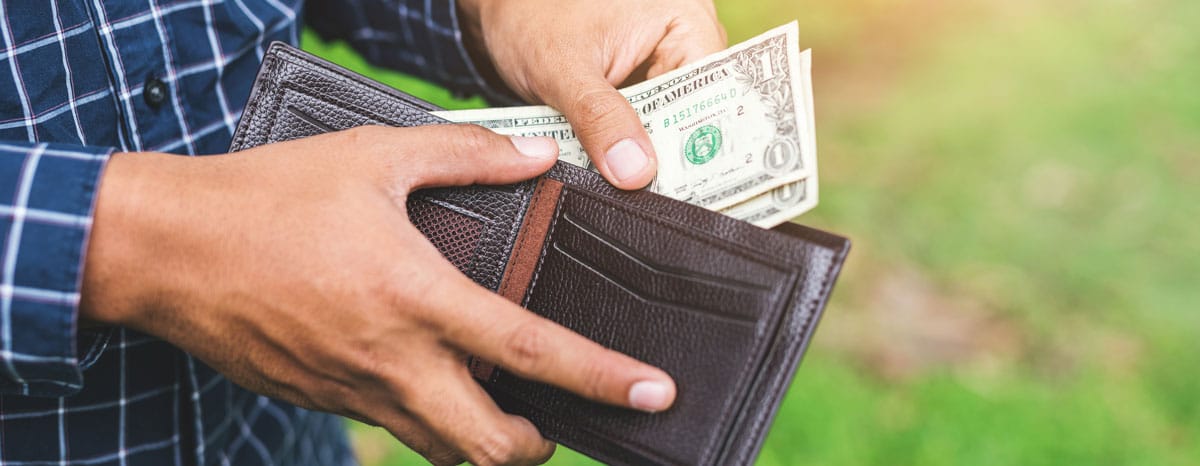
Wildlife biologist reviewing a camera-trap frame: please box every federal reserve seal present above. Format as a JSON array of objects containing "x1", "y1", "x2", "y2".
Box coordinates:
[{"x1": 684, "y1": 125, "x2": 723, "y2": 165}]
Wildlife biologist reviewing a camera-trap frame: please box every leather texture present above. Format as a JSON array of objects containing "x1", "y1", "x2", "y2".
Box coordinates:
[{"x1": 230, "y1": 42, "x2": 851, "y2": 466}]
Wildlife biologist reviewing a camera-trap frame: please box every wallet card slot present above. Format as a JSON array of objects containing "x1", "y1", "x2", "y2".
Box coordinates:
[
  {"x1": 270, "y1": 86, "x2": 381, "y2": 142},
  {"x1": 545, "y1": 190, "x2": 790, "y2": 324},
  {"x1": 501, "y1": 187, "x2": 788, "y2": 464},
  {"x1": 522, "y1": 187, "x2": 807, "y2": 465},
  {"x1": 559, "y1": 213, "x2": 769, "y2": 292},
  {"x1": 511, "y1": 241, "x2": 764, "y2": 464},
  {"x1": 550, "y1": 241, "x2": 758, "y2": 326},
  {"x1": 556, "y1": 187, "x2": 793, "y2": 290},
  {"x1": 285, "y1": 104, "x2": 336, "y2": 133},
  {"x1": 416, "y1": 196, "x2": 491, "y2": 223}
]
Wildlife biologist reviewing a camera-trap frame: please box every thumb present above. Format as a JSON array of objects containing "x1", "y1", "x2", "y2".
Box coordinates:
[
  {"x1": 545, "y1": 78, "x2": 657, "y2": 190},
  {"x1": 396, "y1": 124, "x2": 559, "y2": 189}
]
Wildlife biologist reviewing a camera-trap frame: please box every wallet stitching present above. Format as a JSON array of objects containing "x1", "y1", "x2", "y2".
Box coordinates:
[
  {"x1": 263, "y1": 88, "x2": 298, "y2": 145},
  {"x1": 736, "y1": 248, "x2": 841, "y2": 465},
  {"x1": 271, "y1": 83, "x2": 386, "y2": 134},
  {"x1": 498, "y1": 182, "x2": 535, "y2": 292},
  {"x1": 256, "y1": 52, "x2": 438, "y2": 138},
  {"x1": 499, "y1": 179, "x2": 548, "y2": 301},
  {"x1": 716, "y1": 267, "x2": 803, "y2": 465},
  {"x1": 231, "y1": 53, "x2": 278, "y2": 151},
  {"x1": 520, "y1": 185, "x2": 565, "y2": 307},
  {"x1": 272, "y1": 49, "x2": 445, "y2": 129},
  {"x1": 277, "y1": 48, "x2": 441, "y2": 112},
  {"x1": 486, "y1": 388, "x2": 680, "y2": 465},
  {"x1": 259, "y1": 63, "x2": 292, "y2": 147}
]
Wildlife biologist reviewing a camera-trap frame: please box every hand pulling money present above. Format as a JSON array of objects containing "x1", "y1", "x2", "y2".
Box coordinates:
[{"x1": 435, "y1": 22, "x2": 817, "y2": 228}]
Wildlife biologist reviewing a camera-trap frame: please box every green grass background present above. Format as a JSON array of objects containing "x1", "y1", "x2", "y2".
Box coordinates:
[{"x1": 302, "y1": 0, "x2": 1200, "y2": 464}]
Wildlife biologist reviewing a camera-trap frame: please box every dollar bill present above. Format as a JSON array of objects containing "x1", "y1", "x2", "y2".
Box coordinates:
[
  {"x1": 435, "y1": 22, "x2": 819, "y2": 225},
  {"x1": 720, "y1": 28, "x2": 820, "y2": 228},
  {"x1": 719, "y1": 178, "x2": 817, "y2": 228}
]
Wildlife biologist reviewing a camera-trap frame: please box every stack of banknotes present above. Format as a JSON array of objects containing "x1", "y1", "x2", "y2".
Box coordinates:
[{"x1": 435, "y1": 22, "x2": 816, "y2": 228}]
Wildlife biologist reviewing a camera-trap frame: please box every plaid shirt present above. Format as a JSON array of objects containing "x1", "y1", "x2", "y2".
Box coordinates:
[{"x1": 0, "y1": 0, "x2": 505, "y2": 464}]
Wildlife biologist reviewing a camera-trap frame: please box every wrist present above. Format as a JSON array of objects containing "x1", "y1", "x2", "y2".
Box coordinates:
[{"x1": 79, "y1": 151, "x2": 185, "y2": 327}]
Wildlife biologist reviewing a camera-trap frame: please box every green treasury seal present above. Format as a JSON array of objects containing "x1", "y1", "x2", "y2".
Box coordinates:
[{"x1": 684, "y1": 125, "x2": 723, "y2": 165}]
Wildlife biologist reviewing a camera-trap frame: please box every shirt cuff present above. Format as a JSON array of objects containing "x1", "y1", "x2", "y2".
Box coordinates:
[{"x1": 0, "y1": 141, "x2": 112, "y2": 397}]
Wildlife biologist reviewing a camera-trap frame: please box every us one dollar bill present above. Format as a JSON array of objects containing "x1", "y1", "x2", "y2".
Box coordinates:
[
  {"x1": 718, "y1": 178, "x2": 817, "y2": 228},
  {"x1": 435, "y1": 22, "x2": 818, "y2": 227}
]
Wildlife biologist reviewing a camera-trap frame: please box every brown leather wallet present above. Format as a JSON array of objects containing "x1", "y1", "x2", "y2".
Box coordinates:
[{"x1": 230, "y1": 43, "x2": 850, "y2": 466}]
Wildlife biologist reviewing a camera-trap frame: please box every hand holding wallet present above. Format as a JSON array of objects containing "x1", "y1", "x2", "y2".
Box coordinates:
[{"x1": 230, "y1": 43, "x2": 850, "y2": 466}]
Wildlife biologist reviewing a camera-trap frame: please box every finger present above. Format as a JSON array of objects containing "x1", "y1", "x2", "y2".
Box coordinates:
[
  {"x1": 674, "y1": 22, "x2": 727, "y2": 65},
  {"x1": 357, "y1": 124, "x2": 559, "y2": 189},
  {"x1": 649, "y1": 21, "x2": 728, "y2": 78},
  {"x1": 406, "y1": 356, "x2": 555, "y2": 466},
  {"x1": 431, "y1": 278, "x2": 676, "y2": 413},
  {"x1": 542, "y1": 76, "x2": 657, "y2": 190}
]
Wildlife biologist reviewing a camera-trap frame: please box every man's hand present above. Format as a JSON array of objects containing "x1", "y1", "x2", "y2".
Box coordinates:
[
  {"x1": 458, "y1": 0, "x2": 727, "y2": 190},
  {"x1": 80, "y1": 125, "x2": 677, "y2": 466}
]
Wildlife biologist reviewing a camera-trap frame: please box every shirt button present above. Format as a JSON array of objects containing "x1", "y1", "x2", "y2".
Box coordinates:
[{"x1": 144, "y1": 77, "x2": 167, "y2": 108}]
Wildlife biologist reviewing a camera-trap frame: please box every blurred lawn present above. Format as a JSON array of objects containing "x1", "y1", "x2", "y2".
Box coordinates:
[{"x1": 303, "y1": 0, "x2": 1200, "y2": 464}]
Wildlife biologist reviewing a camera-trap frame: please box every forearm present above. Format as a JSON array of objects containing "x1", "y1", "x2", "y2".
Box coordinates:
[{"x1": 80, "y1": 151, "x2": 182, "y2": 327}]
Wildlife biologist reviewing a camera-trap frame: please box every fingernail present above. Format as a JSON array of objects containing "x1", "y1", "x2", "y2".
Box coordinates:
[
  {"x1": 510, "y1": 136, "x2": 558, "y2": 159},
  {"x1": 605, "y1": 139, "x2": 649, "y2": 183},
  {"x1": 628, "y1": 380, "x2": 672, "y2": 412}
]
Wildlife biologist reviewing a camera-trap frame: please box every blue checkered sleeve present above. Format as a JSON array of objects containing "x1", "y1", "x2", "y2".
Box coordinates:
[
  {"x1": 0, "y1": 141, "x2": 112, "y2": 398},
  {"x1": 306, "y1": 0, "x2": 522, "y2": 104}
]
